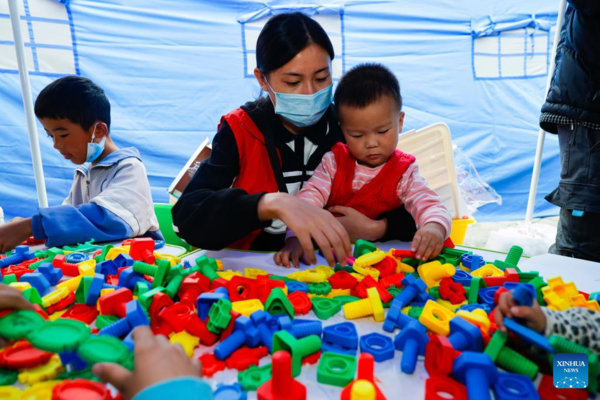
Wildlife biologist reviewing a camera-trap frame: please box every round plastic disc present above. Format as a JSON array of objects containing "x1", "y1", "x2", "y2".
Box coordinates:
[
  {"x1": 0, "y1": 342, "x2": 53, "y2": 369},
  {"x1": 0, "y1": 310, "x2": 45, "y2": 340},
  {"x1": 52, "y1": 379, "x2": 111, "y2": 400},
  {"x1": 78, "y1": 335, "x2": 131, "y2": 365},
  {"x1": 28, "y1": 319, "x2": 90, "y2": 353}
]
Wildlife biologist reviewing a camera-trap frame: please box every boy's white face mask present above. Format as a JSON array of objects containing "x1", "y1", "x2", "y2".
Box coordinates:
[{"x1": 86, "y1": 123, "x2": 106, "y2": 163}]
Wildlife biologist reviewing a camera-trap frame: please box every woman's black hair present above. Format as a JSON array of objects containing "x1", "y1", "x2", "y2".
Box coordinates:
[
  {"x1": 256, "y1": 12, "x2": 334, "y2": 76},
  {"x1": 35, "y1": 76, "x2": 111, "y2": 131}
]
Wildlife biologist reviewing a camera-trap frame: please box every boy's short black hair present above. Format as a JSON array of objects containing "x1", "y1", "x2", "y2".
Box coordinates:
[
  {"x1": 334, "y1": 63, "x2": 402, "y2": 111},
  {"x1": 35, "y1": 76, "x2": 111, "y2": 132}
]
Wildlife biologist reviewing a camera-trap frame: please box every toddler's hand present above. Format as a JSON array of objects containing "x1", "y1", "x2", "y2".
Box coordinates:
[
  {"x1": 274, "y1": 237, "x2": 305, "y2": 268},
  {"x1": 410, "y1": 222, "x2": 445, "y2": 261},
  {"x1": 0, "y1": 218, "x2": 33, "y2": 254},
  {"x1": 494, "y1": 290, "x2": 546, "y2": 333},
  {"x1": 0, "y1": 284, "x2": 35, "y2": 346}
]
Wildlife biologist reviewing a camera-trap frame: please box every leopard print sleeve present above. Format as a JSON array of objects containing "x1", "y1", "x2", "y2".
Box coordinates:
[{"x1": 542, "y1": 307, "x2": 600, "y2": 355}]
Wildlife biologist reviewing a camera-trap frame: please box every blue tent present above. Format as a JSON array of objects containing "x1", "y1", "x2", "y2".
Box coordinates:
[{"x1": 0, "y1": 0, "x2": 561, "y2": 222}]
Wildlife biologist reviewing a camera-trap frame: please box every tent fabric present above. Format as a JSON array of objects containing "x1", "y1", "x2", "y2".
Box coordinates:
[{"x1": 0, "y1": 0, "x2": 561, "y2": 223}]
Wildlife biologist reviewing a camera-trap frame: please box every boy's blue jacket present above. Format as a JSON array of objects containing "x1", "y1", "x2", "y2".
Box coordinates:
[{"x1": 32, "y1": 147, "x2": 162, "y2": 247}]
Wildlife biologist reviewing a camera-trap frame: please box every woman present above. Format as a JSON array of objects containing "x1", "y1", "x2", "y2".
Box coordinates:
[{"x1": 172, "y1": 12, "x2": 416, "y2": 266}]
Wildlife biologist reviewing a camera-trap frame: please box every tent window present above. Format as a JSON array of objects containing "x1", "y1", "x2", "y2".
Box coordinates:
[
  {"x1": 0, "y1": 0, "x2": 78, "y2": 77},
  {"x1": 238, "y1": 6, "x2": 345, "y2": 79},
  {"x1": 471, "y1": 15, "x2": 556, "y2": 80}
]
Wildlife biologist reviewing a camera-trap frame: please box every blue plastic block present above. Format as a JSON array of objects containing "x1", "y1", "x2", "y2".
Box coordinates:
[
  {"x1": 458, "y1": 303, "x2": 492, "y2": 314},
  {"x1": 59, "y1": 350, "x2": 88, "y2": 371},
  {"x1": 154, "y1": 240, "x2": 165, "y2": 250},
  {"x1": 291, "y1": 319, "x2": 322, "y2": 338},
  {"x1": 118, "y1": 267, "x2": 148, "y2": 290},
  {"x1": 453, "y1": 352, "x2": 498, "y2": 400},
  {"x1": 99, "y1": 300, "x2": 149, "y2": 338},
  {"x1": 360, "y1": 333, "x2": 394, "y2": 362},
  {"x1": 492, "y1": 373, "x2": 539, "y2": 400},
  {"x1": 461, "y1": 254, "x2": 485, "y2": 271},
  {"x1": 250, "y1": 310, "x2": 275, "y2": 352},
  {"x1": 85, "y1": 274, "x2": 105, "y2": 306},
  {"x1": 123, "y1": 330, "x2": 135, "y2": 352},
  {"x1": 503, "y1": 318, "x2": 554, "y2": 353},
  {"x1": 96, "y1": 260, "x2": 119, "y2": 276},
  {"x1": 273, "y1": 314, "x2": 292, "y2": 333},
  {"x1": 114, "y1": 254, "x2": 134, "y2": 268},
  {"x1": 286, "y1": 281, "x2": 309, "y2": 294},
  {"x1": 0, "y1": 245, "x2": 35, "y2": 268},
  {"x1": 478, "y1": 286, "x2": 500, "y2": 306},
  {"x1": 504, "y1": 283, "x2": 535, "y2": 307},
  {"x1": 19, "y1": 273, "x2": 50, "y2": 296},
  {"x1": 393, "y1": 320, "x2": 428, "y2": 374},
  {"x1": 322, "y1": 341, "x2": 357, "y2": 356},
  {"x1": 213, "y1": 383, "x2": 247, "y2": 400},
  {"x1": 197, "y1": 291, "x2": 228, "y2": 321},
  {"x1": 37, "y1": 263, "x2": 63, "y2": 286},
  {"x1": 448, "y1": 317, "x2": 483, "y2": 352},
  {"x1": 383, "y1": 299, "x2": 415, "y2": 332},
  {"x1": 323, "y1": 322, "x2": 358, "y2": 349},
  {"x1": 409, "y1": 301, "x2": 428, "y2": 308},
  {"x1": 394, "y1": 275, "x2": 428, "y2": 309},
  {"x1": 65, "y1": 252, "x2": 88, "y2": 264},
  {"x1": 214, "y1": 316, "x2": 261, "y2": 360},
  {"x1": 452, "y1": 269, "x2": 473, "y2": 286}
]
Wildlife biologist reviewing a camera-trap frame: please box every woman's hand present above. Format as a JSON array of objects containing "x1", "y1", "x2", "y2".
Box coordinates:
[
  {"x1": 258, "y1": 193, "x2": 351, "y2": 267},
  {"x1": 327, "y1": 206, "x2": 386, "y2": 243}
]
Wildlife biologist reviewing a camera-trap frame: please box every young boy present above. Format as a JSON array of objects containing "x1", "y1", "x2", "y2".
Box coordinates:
[
  {"x1": 275, "y1": 63, "x2": 451, "y2": 268},
  {"x1": 0, "y1": 76, "x2": 161, "y2": 253}
]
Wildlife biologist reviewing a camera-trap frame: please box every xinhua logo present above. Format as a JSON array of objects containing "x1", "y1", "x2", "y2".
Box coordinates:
[{"x1": 553, "y1": 353, "x2": 589, "y2": 389}]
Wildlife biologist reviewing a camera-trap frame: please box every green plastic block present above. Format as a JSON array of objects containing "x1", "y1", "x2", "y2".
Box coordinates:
[
  {"x1": 0, "y1": 310, "x2": 45, "y2": 340},
  {"x1": 195, "y1": 255, "x2": 219, "y2": 282},
  {"x1": 334, "y1": 264, "x2": 354, "y2": 273},
  {"x1": 505, "y1": 245, "x2": 523, "y2": 266},
  {"x1": 167, "y1": 264, "x2": 187, "y2": 281},
  {"x1": 317, "y1": 352, "x2": 357, "y2": 387},
  {"x1": 308, "y1": 282, "x2": 331, "y2": 295},
  {"x1": 165, "y1": 273, "x2": 184, "y2": 299},
  {"x1": 134, "y1": 281, "x2": 150, "y2": 298},
  {"x1": 75, "y1": 276, "x2": 94, "y2": 304},
  {"x1": 517, "y1": 271, "x2": 540, "y2": 283},
  {"x1": 2, "y1": 274, "x2": 17, "y2": 285},
  {"x1": 383, "y1": 287, "x2": 402, "y2": 308},
  {"x1": 442, "y1": 248, "x2": 472, "y2": 258},
  {"x1": 430, "y1": 254, "x2": 447, "y2": 264},
  {"x1": 401, "y1": 258, "x2": 420, "y2": 268},
  {"x1": 63, "y1": 240, "x2": 102, "y2": 252},
  {"x1": 444, "y1": 256, "x2": 461, "y2": 266},
  {"x1": 333, "y1": 295, "x2": 361, "y2": 307},
  {"x1": 272, "y1": 330, "x2": 321, "y2": 377},
  {"x1": 493, "y1": 260, "x2": 521, "y2": 273},
  {"x1": 29, "y1": 248, "x2": 63, "y2": 270},
  {"x1": 95, "y1": 314, "x2": 120, "y2": 330},
  {"x1": 78, "y1": 334, "x2": 132, "y2": 365},
  {"x1": 311, "y1": 297, "x2": 341, "y2": 320},
  {"x1": 28, "y1": 319, "x2": 90, "y2": 353},
  {"x1": 0, "y1": 368, "x2": 18, "y2": 385},
  {"x1": 22, "y1": 287, "x2": 42, "y2": 306},
  {"x1": 207, "y1": 299, "x2": 232, "y2": 333},
  {"x1": 428, "y1": 286, "x2": 441, "y2": 300},
  {"x1": 407, "y1": 306, "x2": 424, "y2": 319},
  {"x1": 467, "y1": 277, "x2": 486, "y2": 304},
  {"x1": 268, "y1": 275, "x2": 291, "y2": 282},
  {"x1": 527, "y1": 276, "x2": 547, "y2": 306},
  {"x1": 138, "y1": 286, "x2": 166, "y2": 309},
  {"x1": 353, "y1": 239, "x2": 377, "y2": 258},
  {"x1": 94, "y1": 244, "x2": 114, "y2": 263},
  {"x1": 485, "y1": 331, "x2": 538, "y2": 379},
  {"x1": 265, "y1": 288, "x2": 294, "y2": 320},
  {"x1": 238, "y1": 364, "x2": 271, "y2": 391}
]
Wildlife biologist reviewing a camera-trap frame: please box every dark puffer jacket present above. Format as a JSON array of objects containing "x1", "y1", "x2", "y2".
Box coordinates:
[{"x1": 540, "y1": 0, "x2": 600, "y2": 133}]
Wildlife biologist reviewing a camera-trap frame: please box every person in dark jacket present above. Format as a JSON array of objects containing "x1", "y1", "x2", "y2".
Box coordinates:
[
  {"x1": 172, "y1": 12, "x2": 418, "y2": 266},
  {"x1": 540, "y1": 1, "x2": 600, "y2": 262}
]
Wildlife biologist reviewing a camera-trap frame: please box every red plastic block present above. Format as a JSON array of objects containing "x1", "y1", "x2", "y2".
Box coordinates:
[
  {"x1": 178, "y1": 272, "x2": 210, "y2": 305},
  {"x1": 353, "y1": 276, "x2": 393, "y2": 303},
  {"x1": 425, "y1": 334, "x2": 460, "y2": 376},
  {"x1": 148, "y1": 292, "x2": 174, "y2": 321},
  {"x1": 493, "y1": 287, "x2": 509, "y2": 305},
  {"x1": 391, "y1": 249, "x2": 417, "y2": 259},
  {"x1": 439, "y1": 277, "x2": 466, "y2": 304},
  {"x1": 45, "y1": 292, "x2": 76, "y2": 315},
  {"x1": 228, "y1": 276, "x2": 258, "y2": 302},
  {"x1": 186, "y1": 314, "x2": 219, "y2": 346},
  {"x1": 302, "y1": 350, "x2": 321, "y2": 366},
  {"x1": 33, "y1": 304, "x2": 49, "y2": 320},
  {"x1": 288, "y1": 291, "x2": 312, "y2": 315},
  {"x1": 329, "y1": 271, "x2": 358, "y2": 290},
  {"x1": 373, "y1": 256, "x2": 397, "y2": 278},
  {"x1": 425, "y1": 376, "x2": 467, "y2": 400},
  {"x1": 52, "y1": 254, "x2": 80, "y2": 277},
  {"x1": 199, "y1": 353, "x2": 226, "y2": 377},
  {"x1": 537, "y1": 374, "x2": 587, "y2": 400},
  {"x1": 21, "y1": 236, "x2": 47, "y2": 246},
  {"x1": 2, "y1": 265, "x2": 33, "y2": 279},
  {"x1": 483, "y1": 267, "x2": 519, "y2": 287},
  {"x1": 340, "y1": 353, "x2": 386, "y2": 400},
  {"x1": 379, "y1": 273, "x2": 405, "y2": 290},
  {"x1": 257, "y1": 279, "x2": 286, "y2": 304},
  {"x1": 210, "y1": 277, "x2": 229, "y2": 291},
  {"x1": 157, "y1": 302, "x2": 195, "y2": 333},
  {"x1": 0, "y1": 341, "x2": 54, "y2": 369},
  {"x1": 98, "y1": 288, "x2": 133, "y2": 318},
  {"x1": 60, "y1": 304, "x2": 98, "y2": 325},
  {"x1": 226, "y1": 346, "x2": 269, "y2": 371},
  {"x1": 219, "y1": 311, "x2": 240, "y2": 341},
  {"x1": 128, "y1": 238, "x2": 155, "y2": 264},
  {"x1": 52, "y1": 378, "x2": 113, "y2": 400},
  {"x1": 257, "y1": 351, "x2": 306, "y2": 400}
]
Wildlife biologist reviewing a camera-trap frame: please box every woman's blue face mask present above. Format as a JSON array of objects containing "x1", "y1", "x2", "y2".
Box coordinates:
[{"x1": 265, "y1": 79, "x2": 333, "y2": 128}]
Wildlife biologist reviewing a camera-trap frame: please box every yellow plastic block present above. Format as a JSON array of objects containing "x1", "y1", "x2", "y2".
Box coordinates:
[
  {"x1": 18, "y1": 355, "x2": 64, "y2": 385},
  {"x1": 244, "y1": 268, "x2": 269, "y2": 279},
  {"x1": 456, "y1": 308, "x2": 490, "y2": 334},
  {"x1": 314, "y1": 265, "x2": 335, "y2": 279},
  {"x1": 351, "y1": 379, "x2": 376, "y2": 400},
  {"x1": 285, "y1": 272, "x2": 304, "y2": 281},
  {"x1": 57, "y1": 275, "x2": 82, "y2": 293},
  {"x1": 458, "y1": 264, "x2": 471, "y2": 273},
  {"x1": 48, "y1": 310, "x2": 67, "y2": 321},
  {"x1": 354, "y1": 251, "x2": 386, "y2": 269},
  {"x1": 397, "y1": 262, "x2": 415, "y2": 274},
  {"x1": 232, "y1": 299, "x2": 264, "y2": 317},
  {"x1": 543, "y1": 291, "x2": 571, "y2": 311},
  {"x1": 169, "y1": 331, "x2": 200, "y2": 358},
  {"x1": 217, "y1": 270, "x2": 242, "y2": 281},
  {"x1": 401, "y1": 306, "x2": 412, "y2": 315},
  {"x1": 100, "y1": 288, "x2": 116, "y2": 298},
  {"x1": 437, "y1": 298, "x2": 467, "y2": 313},
  {"x1": 0, "y1": 387, "x2": 21, "y2": 400},
  {"x1": 20, "y1": 380, "x2": 61, "y2": 400},
  {"x1": 154, "y1": 253, "x2": 181, "y2": 266},
  {"x1": 353, "y1": 265, "x2": 380, "y2": 281},
  {"x1": 328, "y1": 288, "x2": 351, "y2": 298},
  {"x1": 78, "y1": 262, "x2": 96, "y2": 277},
  {"x1": 349, "y1": 273, "x2": 366, "y2": 282},
  {"x1": 418, "y1": 261, "x2": 456, "y2": 289},
  {"x1": 41, "y1": 287, "x2": 70, "y2": 308},
  {"x1": 470, "y1": 264, "x2": 503, "y2": 278},
  {"x1": 9, "y1": 282, "x2": 32, "y2": 291},
  {"x1": 302, "y1": 270, "x2": 327, "y2": 283},
  {"x1": 105, "y1": 246, "x2": 130, "y2": 261},
  {"x1": 418, "y1": 300, "x2": 456, "y2": 336},
  {"x1": 343, "y1": 287, "x2": 384, "y2": 322}
]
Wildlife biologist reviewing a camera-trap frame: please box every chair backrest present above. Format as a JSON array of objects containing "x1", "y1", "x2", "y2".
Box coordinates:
[
  {"x1": 397, "y1": 123, "x2": 469, "y2": 219},
  {"x1": 154, "y1": 203, "x2": 192, "y2": 252}
]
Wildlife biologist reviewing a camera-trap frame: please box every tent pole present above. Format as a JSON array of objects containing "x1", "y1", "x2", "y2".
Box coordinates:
[
  {"x1": 525, "y1": 0, "x2": 567, "y2": 223},
  {"x1": 8, "y1": 0, "x2": 48, "y2": 209}
]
